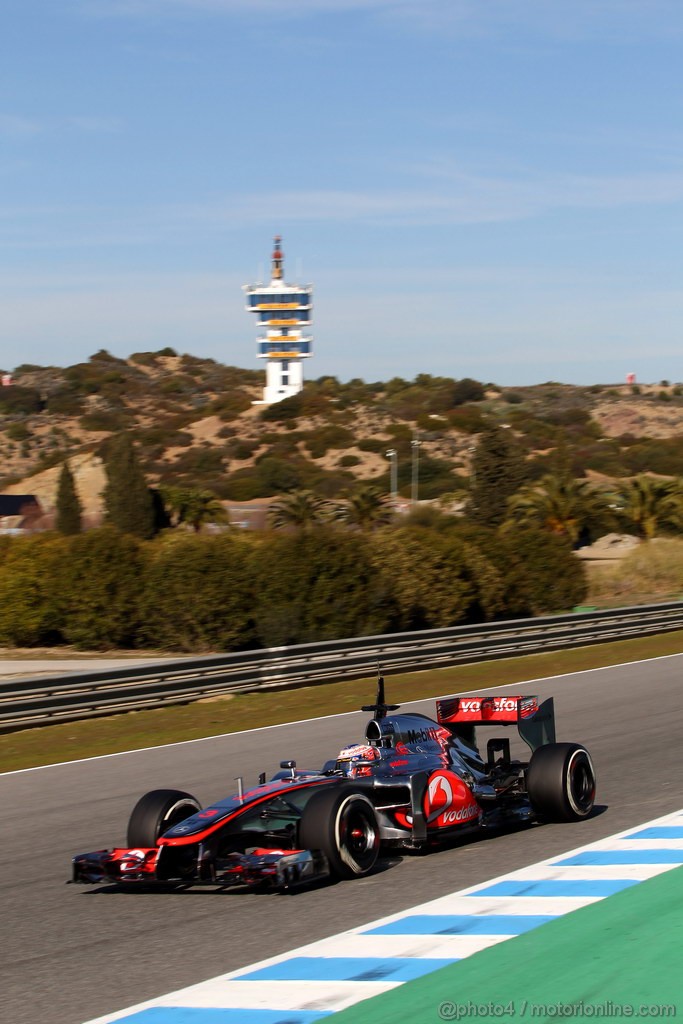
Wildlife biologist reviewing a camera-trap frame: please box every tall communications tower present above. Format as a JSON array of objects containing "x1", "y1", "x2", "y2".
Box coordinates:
[{"x1": 243, "y1": 236, "x2": 313, "y2": 405}]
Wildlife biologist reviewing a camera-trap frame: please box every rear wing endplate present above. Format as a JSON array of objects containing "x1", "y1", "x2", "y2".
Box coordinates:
[{"x1": 436, "y1": 694, "x2": 556, "y2": 752}]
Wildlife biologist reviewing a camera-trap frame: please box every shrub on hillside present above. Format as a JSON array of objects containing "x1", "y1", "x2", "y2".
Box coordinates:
[
  {"x1": 256, "y1": 455, "x2": 307, "y2": 493},
  {"x1": 416, "y1": 414, "x2": 449, "y2": 432},
  {"x1": 65, "y1": 361, "x2": 123, "y2": 396},
  {"x1": 357, "y1": 438, "x2": 387, "y2": 454},
  {"x1": 507, "y1": 412, "x2": 561, "y2": 451},
  {"x1": 304, "y1": 425, "x2": 354, "y2": 458},
  {"x1": 220, "y1": 470, "x2": 265, "y2": 501},
  {"x1": 211, "y1": 391, "x2": 253, "y2": 421},
  {"x1": 572, "y1": 440, "x2": 627, "y2": 477},
  {"x1": 480, "y1": 528, "x2": 587, "y2": 615},
  {"x1": 129, "y1": 351, "x2": 159, "y2": 366},
  {"x1": 336, "y1": 378, "x2": 383, "y2": 407},
  {"x1": 541, "y1": 406, "x2": 592, "y2": 427},
  {"x1": 446, "y1": 522, "x2": 587, "y2": 616},
  {"x1": 171, "y1": 447, "x2": 226, "y2": 476},
  {"x1": 369, "y1": 527, "x2": 501, "y2": 630},
  {"x1": 56, "y1": 527, "x2": 145, "y2": 648},
  {"x1": 139, "y1": 534, "x2": 254, "y2": 651},
  {"x1": 260, "y1": 393, "x2": 302, "y2": 422},
  {"x1": 451, "y1": 378, "x2": 485, "y2": 406},
  {"x1": 136, "y1": 426, "x2": 193, "y2": 450},
  {"x1": 446, "y1": 405, "x2": 487, "y2": 433},
  {"x1": 249, "y1": 528, "x2": 395, "y2": 647},
  {"x1": 80, "y1": 409, "x2": 132, "y2": 432},
  {"x1": 6, "y1": 423, "x2": 31, "y2": 441},
  {"x1": 46, "y1": 387, "x2": 86, "y2": 416},
  {"x1": 158, "y1": 375, "x2": 195, "y2": 396},
  {"x1": 508, "y1": 530, "x2": 587, "y2": 613},
  {"x1": 229, "y1": 438, "x2": 261, "y2": 460},
  {"x1": 0, "y1": 386, "x2": 44, "y2": 416},
  {"x1": 0, "y1": 535, "x2": 68, "y2": 645},
  {"x1": 221, "y1": 458, "x2": 302, "y2": 500},
  {"x1": 623, "y1": 438, "x2": 683, "y2": 477},
  {"x1": 414, "y1": 454, "x2": 461, "y2": 500}
]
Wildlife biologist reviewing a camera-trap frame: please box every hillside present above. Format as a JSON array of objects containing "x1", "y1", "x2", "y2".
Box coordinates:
[{"x1": 2, "y1": 348, "x2": 683, "y2": 519}]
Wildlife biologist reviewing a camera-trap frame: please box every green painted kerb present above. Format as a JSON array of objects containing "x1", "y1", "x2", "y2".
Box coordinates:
[{"x1": 331, "y1": 865, "x2": 683, "y2": 1023}]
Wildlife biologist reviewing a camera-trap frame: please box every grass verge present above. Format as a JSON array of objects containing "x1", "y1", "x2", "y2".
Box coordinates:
[{"x1": 2, "y1": 630, "x2": 683, "y2": 774}]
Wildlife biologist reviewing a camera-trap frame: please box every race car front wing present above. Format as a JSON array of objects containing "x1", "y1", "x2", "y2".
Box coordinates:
[{"x1": 71, "y1": 845, "x2": 331, "y2": 890}]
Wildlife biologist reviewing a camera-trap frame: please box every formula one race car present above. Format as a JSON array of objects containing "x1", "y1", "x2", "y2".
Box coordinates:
[{"x1": 72, "y1": 680, "x2": 596, "y2": 891}]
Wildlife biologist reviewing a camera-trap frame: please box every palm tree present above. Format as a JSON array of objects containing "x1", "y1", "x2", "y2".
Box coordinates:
[
  {"x1": 505, "y1": 474, "x2": 611, "y2": 545},
  {"x1": 614, "y1": 476, "x2": 683, "y2": 540},
  {"x1": 268, "y1": 490, "x2": 332, "y2": 530},
  {"x1": 160, "y1": 486, "x2": 228, "y2": 532},
  {"x1": 180, "y1": 489, "x2": 229, "y2": 533},
  {"x1": 335, "y1": 485, "x2": 393, "y2": 531}
]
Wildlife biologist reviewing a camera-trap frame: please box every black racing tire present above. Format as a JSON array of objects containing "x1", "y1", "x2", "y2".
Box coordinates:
[
  {"x1": 526, "y1": 742, "x2": 596, "y2": 822},
  {"x1": 299, "y1": 786, "x2": 380, "y2": 879},
  {"x1": 127, "y1": 789, "x2": 201, "y2": 847}
]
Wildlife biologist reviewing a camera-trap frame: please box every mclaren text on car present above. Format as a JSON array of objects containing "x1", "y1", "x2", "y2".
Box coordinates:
[{"x1": 72, "y1": 681, "x2": 597, "y2": 891}]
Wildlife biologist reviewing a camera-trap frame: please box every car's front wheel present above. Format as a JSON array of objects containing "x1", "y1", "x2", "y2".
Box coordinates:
[
  {"x1": 526, "y1": 742, "x2": 596, "y2": 822},
  {"x1": 299, "y1": 786, "x2": 380, "y2": 879},
  {"x1": 127, "y1": 789, "x2": 201, "y2": 847}
]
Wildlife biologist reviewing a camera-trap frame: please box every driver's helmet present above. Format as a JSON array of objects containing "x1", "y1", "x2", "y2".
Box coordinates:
[{"x1": 335, "y1": 743, "x2": 379, "y2": 778}]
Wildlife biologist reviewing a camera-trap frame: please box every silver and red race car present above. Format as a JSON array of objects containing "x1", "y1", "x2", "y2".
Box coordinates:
[{"x1": 71, "y1": 680, "x2": 596, "y2": 890}]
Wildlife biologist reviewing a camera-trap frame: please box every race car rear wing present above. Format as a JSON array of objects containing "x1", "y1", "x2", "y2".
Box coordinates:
[{"x1": 436, "y1": 694, "x2": 556, "y2": 752}]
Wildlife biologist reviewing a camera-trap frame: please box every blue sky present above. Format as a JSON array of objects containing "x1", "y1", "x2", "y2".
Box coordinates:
[{"x1": 1, "y1": 0, "x2": 683, "y2": 385}]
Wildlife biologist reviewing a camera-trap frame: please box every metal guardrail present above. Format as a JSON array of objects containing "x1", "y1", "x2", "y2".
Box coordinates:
[{"x1": 1, "y1": 601, "x2": 683, "y2": 731}]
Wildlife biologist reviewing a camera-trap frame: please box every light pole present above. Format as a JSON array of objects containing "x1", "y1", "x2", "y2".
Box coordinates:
[
  {"x1": 386, "y1": 448, "x2": 398, "y2": 508},
  {"x1": 468, "y1": 445, "x2": 477, "y2": 489},
  {"x1": 411, "y1": 433, "x2": 420, "y2": 505}
]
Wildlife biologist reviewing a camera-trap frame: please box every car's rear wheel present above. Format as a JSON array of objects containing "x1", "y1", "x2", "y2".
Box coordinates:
[
  {"x1": 127, "y1": 789, "x2": 201, "y2": 847},
  {"x1": 299, "y1": 786, "x2": 380, "y2": 879},
  {"x1": 526, "y1": 742, "x2": 596, "y2": 822}
]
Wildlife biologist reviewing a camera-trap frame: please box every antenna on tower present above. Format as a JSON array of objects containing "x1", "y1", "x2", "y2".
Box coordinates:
[{"x1": 272, "y1": 234, "x2": 283, "y2": 281}]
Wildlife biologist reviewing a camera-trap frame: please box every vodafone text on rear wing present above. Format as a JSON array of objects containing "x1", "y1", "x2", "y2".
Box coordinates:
[{"x1": 436, "y1": 694, "x2": 556, "y2": 752}]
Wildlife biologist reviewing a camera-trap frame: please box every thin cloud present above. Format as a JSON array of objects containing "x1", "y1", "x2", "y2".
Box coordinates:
[
  {"x1": 78, "y1": 0, "x2": 407, "y2": 18},
  {"x1": 82, "y1": 0, "x2": 407, "y2": 13},
  {"x1": 2, "y1": 164, "x2": 683, "y2": 254},
  {"x1": 0, "y1": 114, "x2": 42, "y2": 138},
  {"x1": 65, "y1": 115, "x2": 124, "y2": 134},
  {"x1": 175, "y1": 168, "x2": 683, "y2": 230},
  {"x1": 0, "y1": 113, "x2": 124, "y2": 142},
  {"x1": 79, "y1": 0, "x2": 683, "y2": 39}
]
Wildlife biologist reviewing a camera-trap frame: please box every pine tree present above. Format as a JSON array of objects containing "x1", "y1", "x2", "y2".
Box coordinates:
[
  {"x1": 467, "y1": 425, "x2": 528, "y2": 527},
  {"x1": 55, "y1": 460, "x2": 83, "y2": 535},
  {"x1": 103, "y1": 434, "x2": 155, "y2": 539}
]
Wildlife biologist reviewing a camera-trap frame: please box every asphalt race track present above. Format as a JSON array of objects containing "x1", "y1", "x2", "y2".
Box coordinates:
[{"x1": 3, "y1": 655, "x2": 683, "y2": 1024}]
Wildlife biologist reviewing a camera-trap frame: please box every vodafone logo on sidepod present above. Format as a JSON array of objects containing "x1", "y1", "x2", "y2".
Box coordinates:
[{"x1": 423, "y1": 770, "x2": 480, "y2": 827}]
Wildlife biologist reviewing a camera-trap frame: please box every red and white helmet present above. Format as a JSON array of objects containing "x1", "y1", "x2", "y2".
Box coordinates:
[{"x1": 335, "y1": 743, "x2": 379, "y2": 777}]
